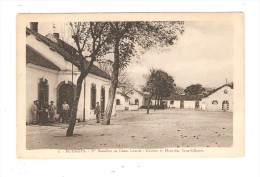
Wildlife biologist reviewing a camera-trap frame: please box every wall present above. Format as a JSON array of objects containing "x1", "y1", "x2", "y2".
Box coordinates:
[
  {"x1": 202, "y1": 86, "x2": 233, "y2": 112},
  {"x1": 115, "y1": 93, "x2": 129, "y2": 111},
  {"x1": 128, "y1": 91, "x2": 144, "y2": 108},
  {"x1": 27, "y1": 35, "x2": 116, "y2": 122},
  {"x1": 129, "y1": 105, "x2": 139, "y2": 111},
  {"x1": 184, "y1": 101, "x2": 196, "y2": 109},
  {"x1": 26, "y1": 65, "x2": 58, "y2": 123}
]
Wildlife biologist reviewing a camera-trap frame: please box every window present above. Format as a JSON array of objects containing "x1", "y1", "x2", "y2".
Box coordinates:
[
  {"x1": 91, "y1": 84, "x2": 96, "y2": 109},
  {"x1": 224, "y1": 89, "x2": 228, "y2": 94},
  {"x1": 170, "y1": 100, "x2": 174, "y2": 104},
  {"x1": 100, "y1": 86, "x2": 105, "y2": 113},
  {"x1": 38, "y1": 78, "x2": 49, "y2": 109},
  {"x1": 116, "y1": 99, "x2": 121, "y2": 105},
  {"x1": 212, "y1": 100, "x2": 218, "y2": 105},
  {"x1": 135, "y1": 99, "x2": 139, "y2": 105}
]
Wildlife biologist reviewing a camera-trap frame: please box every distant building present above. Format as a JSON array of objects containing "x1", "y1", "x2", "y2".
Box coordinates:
[
  {"x1": 26, "y1": 22, "x2": 115, "y2": 123},
  {"x1": 115, "y1": 91, "x2": 130, "y2": 111},
  {"x1": 151, "y1": 94, "x2": 202, "y2": 109},
  {"x1": 115, "y1": 88, "x2": 148, "y2": 111},
  {"x1": 201, "y1": 84, "x2": 233, "y2": 112}
]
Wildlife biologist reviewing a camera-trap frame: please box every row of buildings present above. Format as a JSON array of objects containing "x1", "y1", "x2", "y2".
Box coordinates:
[
  {"x1": 25, "y1": 22, "x2": 233, "y2": 124},
  {"x1": 115, "y1": 84, "x2": 233, "y2": 112}
]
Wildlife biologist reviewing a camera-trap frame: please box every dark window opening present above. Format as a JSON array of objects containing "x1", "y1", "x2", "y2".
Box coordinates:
[
  {"x1": 91, "y1": 84, "x2": 96, "y2": 110},
  {"x1": 38, "y1": 78, "x2": 49, "y2": 109},
  {"x1": 135, "y1": 99, "x2": 139, "y2": 105},
  {"x1": 116, "y1": 99, "x2": 121, "y2": 105}
]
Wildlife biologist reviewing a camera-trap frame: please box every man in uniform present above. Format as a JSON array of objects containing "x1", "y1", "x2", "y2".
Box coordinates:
[
  {"x1": 31, "y1": 101, "x2": 38, "y2": 124},
  {"x1": 62, "y1": 101, "x2": 70, "y2": 123},
  {"x1": 48, "y1": 101, "x2": 56, "y2": 122},
  {"x1": 94, "y1": 102, "x2": 101, "y2": 123}
]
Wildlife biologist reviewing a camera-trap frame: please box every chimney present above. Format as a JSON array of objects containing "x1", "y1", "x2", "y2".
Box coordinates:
[
  {"x1": 30, "y1": 22, "x2": 38, "y2": 32},
  {"x1": 53, "y1": 33, "x2": 60, "y2": 39}
]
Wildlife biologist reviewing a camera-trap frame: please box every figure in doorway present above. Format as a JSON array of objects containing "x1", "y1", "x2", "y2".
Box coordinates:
[
  {"x1": 62, "y1": 101, "x2": 70, "y2": 123},
  {"x1": 94, "y1": 102, "x2": 101, "y2": 123},
  {"x1": 42, "y1": 101, "x2": 49, "y2": 124},
  {"x1": 48, "y1": 101, "x2": 56, "y2": 122}
]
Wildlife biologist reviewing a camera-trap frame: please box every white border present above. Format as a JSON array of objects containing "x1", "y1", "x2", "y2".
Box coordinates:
[{"x1": 1, "y1": 0, "x2": 259, "y2": 177}]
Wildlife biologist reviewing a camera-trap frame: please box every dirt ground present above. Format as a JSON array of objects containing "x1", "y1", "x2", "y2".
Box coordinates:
[{"x1": 26, "y1": 109, "x2": 233, "y2": 149}]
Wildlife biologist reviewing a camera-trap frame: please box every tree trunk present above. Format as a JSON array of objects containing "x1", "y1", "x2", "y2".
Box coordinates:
[
  {"x1": 102, "y1": 36, "x2": 120, "y2": 125},
  {"x1": 154, "y1": 97, "x2": 157, "y2": 111},
  {"x1": 66, "y1": 73, "x2": 85, "y2": 136},
  {"x1": 147, "y1": 96, "x2": 153, "y2": 114},
  {"x1": 157, "y1": 96, "x2": 160, "y2": 110}
]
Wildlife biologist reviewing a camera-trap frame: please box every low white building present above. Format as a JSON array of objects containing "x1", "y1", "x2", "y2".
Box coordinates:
[
  {"x1": 26, "y1": 23, "x2": 115, "y2": 123},
  {"x1": 115, "y1": 91, "x2": 130, "y2": 111},
  {"x1": 127, "y1": 89, "x2": 148, "y2": 108},
  {"x1": 151, "y1": 94, "x2": 202, "y2": 109},
  {"x1": 201, "y1": 84, "x2": 233, "y2": 112},
  {"x1": 115, "y1": 88, "x2": 148, "y2": 111}
]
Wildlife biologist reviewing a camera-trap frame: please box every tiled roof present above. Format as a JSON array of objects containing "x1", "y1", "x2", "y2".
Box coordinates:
[
  {"x1": 26, "y1": 45, "x2": 60, "y2": 71},
  {"x1": 26, "y1": 27, "x2": 111, "y2": 80},
  {"x1": 161, "y1": 94, "x2": 203, "y2": 101},
  {"x1": 203, "y1": 84, "x2": 233, "y2": 97},
  {"x1": 116, "y1": 91, "x2": 130, "y2": 99}
]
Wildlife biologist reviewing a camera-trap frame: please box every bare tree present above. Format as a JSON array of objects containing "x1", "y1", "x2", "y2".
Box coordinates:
[
  {"x1": 102, "y1": 21, "x2": 184, "y2": 124},
  {"x1": 65, "y1": 22, "x2": 111, "y2": 136}
]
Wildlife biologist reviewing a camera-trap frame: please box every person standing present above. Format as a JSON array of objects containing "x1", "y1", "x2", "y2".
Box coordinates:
[
  {"x1": 31, "y1": 101, "x2": 38, "y2": 124},
  {"x1": 42, "y1": 101, "x2": 49, "y2": 124},
  {"x1": 62, "y1": 101, "x2": 70, "y2": 123},
  {"x1": 94, "y1": 102, "x2": 101, "y2": 123},
  {"x1": 48, "y1": 101, "x2": 56, "y2": 122}
]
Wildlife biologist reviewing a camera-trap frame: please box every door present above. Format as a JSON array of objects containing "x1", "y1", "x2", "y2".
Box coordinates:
[
  {"x1": 180, "y1": 100, "x2": 184, "y2": 109},
  {"x1": 195, "y1": 100, "x2": 200, "y2": 109},
  {"x1": 222, "y1": 101, "x2": 229, "y2": 111},
  {"x1": 58, "y1": 83, "x2": 74, "y2": 115}
]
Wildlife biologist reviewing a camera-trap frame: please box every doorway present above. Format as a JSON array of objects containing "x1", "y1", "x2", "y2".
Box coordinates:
[
  {"x1": 222, "y1": 100, "x2": 229, "y2": 111},
  {"x1": 180, "y1": 100, "x2": 184, "y2": 109},
  {"x1": 195, "y1": 100, "x2": 200, "y2": 109},
  {"x1": 57, "y1": 81, "x2": 75, "y2": 115}
]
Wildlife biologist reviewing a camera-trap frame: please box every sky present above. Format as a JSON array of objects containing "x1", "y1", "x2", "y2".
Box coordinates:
[
  {"x1": 125, "y1": 21, "x2": 233, "y2": 89},
  {"x1": 33, "y1": 21, "x2": 233, "y2": 89}
]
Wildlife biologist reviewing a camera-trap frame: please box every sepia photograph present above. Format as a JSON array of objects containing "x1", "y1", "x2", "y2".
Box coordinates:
[{"x1": 16, "y1": 13, "x2": 244, "y2": 158}]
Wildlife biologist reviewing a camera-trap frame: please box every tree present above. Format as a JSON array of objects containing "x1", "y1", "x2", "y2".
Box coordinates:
[
  {"x1": 96, "y1": 59, "x2": 133, "y2": 91},
  {"x1": 184, "y1": 84, "x2": 205, "y2": 95},
  {"x1": 102, "y1": 21, "x2": 184, "y2": 124},
  {"x1": 144, "y1": 69, "x2": 175, "y2": 114},
  {"x1": 65, "y1": 22, "x2": 112, "y2": 136},
  {"x1": 174, "y1": 86, "x2": 184, "y2": 95}
]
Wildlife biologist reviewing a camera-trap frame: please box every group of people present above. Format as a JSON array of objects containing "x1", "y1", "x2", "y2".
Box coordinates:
[
  {"x1": 31, "y1": 100, "x2": 102, "y2": 124},
  {"x1": 31, "y1": 100, "x2": 70, "y2": 124},
  {"x1": 31, "y1": 100, "x2": 57, "y2": 124}
]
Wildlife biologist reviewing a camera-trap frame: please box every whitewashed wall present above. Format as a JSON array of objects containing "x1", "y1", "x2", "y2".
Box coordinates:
[
  {"x1": 184, "y1": 101, "x2": 196, "y2": 109},
  {"x1": 128, "y1": 91, "x2": 144, "y2": 108},
  {"x1": 202, "y1": 86, "x2": 233, "y2": 112},
  {"x1": 26, "y1": 65, "x2": 59, "y2": 123},
  {"x1": 115, "y1": 93, "x2": 129, "y2": 111}
]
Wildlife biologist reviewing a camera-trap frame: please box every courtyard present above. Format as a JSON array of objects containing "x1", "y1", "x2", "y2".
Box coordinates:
[{"x1": 26, "y1": 109, "x2": 233, "y2": 149}]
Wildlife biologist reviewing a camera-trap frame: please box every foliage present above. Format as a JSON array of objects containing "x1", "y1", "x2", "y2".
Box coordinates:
[
  {"x1": 184, "y1": 84, "x2": 205, "y2": 95},
  {"x1": 145, "y1": 69, "x2": 175, "y2": 99},
  {"x1": 107, "y1": 21, "x2": 185, "y2": 70}
]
